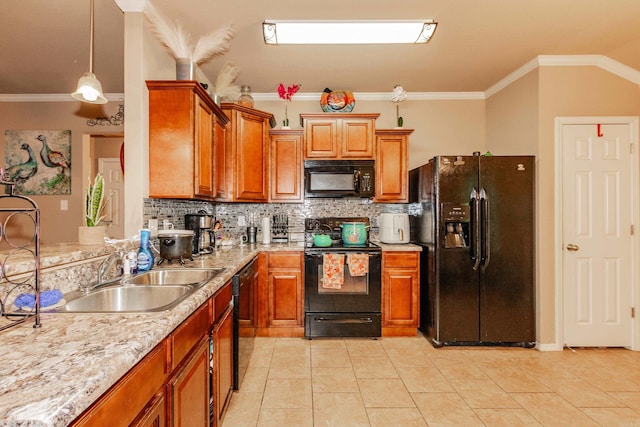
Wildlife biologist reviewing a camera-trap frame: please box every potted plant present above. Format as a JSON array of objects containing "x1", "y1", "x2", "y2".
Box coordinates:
[{"x1": 78, "y1": 173, "x2": 111, "y2": 245}]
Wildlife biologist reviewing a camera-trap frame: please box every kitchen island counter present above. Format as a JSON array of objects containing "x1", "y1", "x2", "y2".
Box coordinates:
[{"x1": 0, "y1": 242, "x2": 302, "y2": 427}]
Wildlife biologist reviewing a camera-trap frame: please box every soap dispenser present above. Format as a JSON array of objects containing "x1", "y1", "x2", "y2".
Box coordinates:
[{"x1": 137, "y1": 229, "x2": 154, "y2": 271}]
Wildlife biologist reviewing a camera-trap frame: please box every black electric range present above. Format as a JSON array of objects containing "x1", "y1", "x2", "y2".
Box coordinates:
[{"x1": 303, "y1": 217, "x2": 382, "y2": 338}]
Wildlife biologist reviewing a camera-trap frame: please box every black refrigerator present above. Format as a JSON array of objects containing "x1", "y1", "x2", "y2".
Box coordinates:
[{"x1": 410, "y1": 154, "x2": 535, "y2": 347}]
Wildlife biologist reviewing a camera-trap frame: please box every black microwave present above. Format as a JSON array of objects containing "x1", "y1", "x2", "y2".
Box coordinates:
[{"x1": 304, "y1": 160, "x2": 375, "y2": 198}]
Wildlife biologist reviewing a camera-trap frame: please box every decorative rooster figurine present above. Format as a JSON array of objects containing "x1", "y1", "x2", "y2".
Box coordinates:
[
  {"x1": 6, "y1": 143, "x2": 38, "y2": 183},
  {"x1": 36, "y1": 135, "x2": 70, "y2": 173}
]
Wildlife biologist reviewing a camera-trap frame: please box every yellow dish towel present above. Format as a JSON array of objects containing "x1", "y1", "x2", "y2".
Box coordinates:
[
  {"x1": 323, "y1": 253, "x2": 344, "y2": 289},
  {"x1": 347, "y1": 253, "x2": 369, "y2": 277}
]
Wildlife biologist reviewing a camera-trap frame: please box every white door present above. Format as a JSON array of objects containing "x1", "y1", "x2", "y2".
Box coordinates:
[
  {"x1": 99, "y1": 158, "x2": 124, "y2": 239},
  {"x1": 562, "y1": 122, "x2": 634, "y2": 347}
]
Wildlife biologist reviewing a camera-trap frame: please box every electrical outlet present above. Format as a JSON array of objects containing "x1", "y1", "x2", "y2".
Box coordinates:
[
  {"x1": 237, "y1": 215, "x2": 246, "y2": 227},
  {"x1": 60, "y1": 200, "x2": 68, "y2": 211},
  {"x1": 148, "y1": 219, "x2": 158, "y2": 237}
]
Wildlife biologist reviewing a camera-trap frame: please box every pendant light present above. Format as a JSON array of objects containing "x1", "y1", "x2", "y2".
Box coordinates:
[{"x1": 72, "y1": 0, "x2": 108, "y2": 104}]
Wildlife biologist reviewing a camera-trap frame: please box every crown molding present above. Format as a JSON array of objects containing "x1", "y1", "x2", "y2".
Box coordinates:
[
  {"x1": 253, "y1": 91, "x2": 484, "y2": 102},
  {"x1": 485, "y1": 54, "x2": 640, "y2": 98},
  {"x1": 2, "y1": 56, "x2": 638, "y2": 103},
  {"x1": 0, "y1": 93, "x2": 125, "y2": 103}
]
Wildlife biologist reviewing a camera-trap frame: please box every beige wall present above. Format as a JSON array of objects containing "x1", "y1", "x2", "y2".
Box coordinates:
[
  {"x1": 254, "y1": 98, "x2": 486, "y2": 171},
  {"x1": 0, "y1": 101, "x2": 124, "y2": 244},
  {"x1": 487, "y1": 65, "x2": 640, "y2": 346},
  {"x1": 486, "y1": 71, "x2": 540, "y2": 155},
  {"x1": 537, "y1": 66, "x2": 640, "y2": 345}
]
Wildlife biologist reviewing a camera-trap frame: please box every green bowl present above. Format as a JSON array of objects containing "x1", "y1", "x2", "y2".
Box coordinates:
[{"x1": 312, "y1": 234, "x2": 332, "y2": 247}]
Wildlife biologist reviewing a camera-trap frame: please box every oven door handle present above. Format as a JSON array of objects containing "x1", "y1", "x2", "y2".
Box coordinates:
[
  {"x1": 313, "y1": 317, "x2": 374, "y2": 324},
  {"x1": 305, "y1": 252, "x2": 381, "y2": 258}
]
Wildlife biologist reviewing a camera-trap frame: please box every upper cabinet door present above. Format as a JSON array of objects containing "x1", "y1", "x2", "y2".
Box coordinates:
[
  {"x1": 270, "y1": 130, "x2": 303, "y2": 203},
  {"x1": 236, "y1": 111, "x2": 269, "y2": 201},
  {"x1": 304, "y1": 119, "x2": 338, "y2": 158},
  {"x1": 375, "y1": 129, "x2": 413, "y2": 203},
  {"x1": 340, "y1": 118, "x2": 375, "y2": 158},
  {"x1": 219, "y1": 103, "x2": 274, "y2": 203},
  {"x1": 301, "y1": 113, "x2": 379, "y2": 160},
  {"x1": 195, "y1": 97, "x2": 214, "y2": 198}
]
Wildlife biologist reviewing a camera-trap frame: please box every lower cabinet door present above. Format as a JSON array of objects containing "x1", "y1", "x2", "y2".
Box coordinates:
[
  {"x1": 132, "y1": 391, "x2": 166, "y2": 427},
  {"x1": 213, "y1": 305, "x2": 234, "y2": 426},
  {"x1": 168, "y1": 337, "x2": 210, "y2": 427}
]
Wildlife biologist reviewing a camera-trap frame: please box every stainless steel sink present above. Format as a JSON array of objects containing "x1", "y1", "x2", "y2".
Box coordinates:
[
  {"x1": 122, "y1": 268, "x2": 220, "y2": 286},
  {"x1": 53, "y1": 268, "x2": 224, "y2": 313},
  {"x1": 57, "y1": 285, "x2": 193, "y2": 312}
]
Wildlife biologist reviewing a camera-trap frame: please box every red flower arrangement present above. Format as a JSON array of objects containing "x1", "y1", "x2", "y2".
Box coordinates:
[{"x1": 277, "y1": 83, "x2": 300, "y2": 127}]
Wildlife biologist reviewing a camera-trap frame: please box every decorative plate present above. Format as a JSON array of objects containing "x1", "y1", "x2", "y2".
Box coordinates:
[{"x1": 320, "y1": 89, "x2": 355, "y2": 113}]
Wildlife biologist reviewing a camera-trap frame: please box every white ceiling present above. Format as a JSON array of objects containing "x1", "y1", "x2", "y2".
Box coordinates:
[{"x1": 2, "y1": 0, "x2": 640, "y2": 97}]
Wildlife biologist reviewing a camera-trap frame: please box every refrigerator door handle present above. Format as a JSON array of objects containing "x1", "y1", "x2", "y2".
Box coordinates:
[
  {"x1": 470, "y1": 188, "x2": 481, "y2": 270},
  {"x1": 480, "y1": 188, "x2": 490, "y2": 270}
]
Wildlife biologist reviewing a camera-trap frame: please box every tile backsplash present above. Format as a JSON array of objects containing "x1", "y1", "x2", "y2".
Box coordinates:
[{"x1": 143, "y1": 198, "x2": 408, "y2": 241}]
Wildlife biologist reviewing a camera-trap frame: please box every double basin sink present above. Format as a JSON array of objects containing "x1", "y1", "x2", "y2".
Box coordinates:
[{"x1": 53, "y1": 268, "x2": 224, "y2": 313}]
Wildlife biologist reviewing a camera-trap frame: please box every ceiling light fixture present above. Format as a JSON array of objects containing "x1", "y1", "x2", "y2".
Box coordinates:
[
  {"x1": 262, "y1": 20, "x2": 437, "y2": 45},
  {"x1": 72, "y1": 0, "x2": 107, "y2": 104}
]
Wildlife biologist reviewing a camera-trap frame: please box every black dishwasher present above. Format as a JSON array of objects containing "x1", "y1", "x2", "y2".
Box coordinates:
[{"x1": 232, "y1": 258, "x2": 257, "y2": 390}]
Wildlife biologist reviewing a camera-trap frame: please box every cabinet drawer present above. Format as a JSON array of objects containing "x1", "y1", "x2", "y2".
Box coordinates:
[
  {"x1": 383, "y1": 252, "x2": 419, "y2": 268},
  {"x1": 72, "y1": 341, "x2": 167, "y2": 427},
  {"x1": 170, "y1": 303, "x2": 209, "y2": 370},
  {"x1": 213, "y1": 281, "x2": 232, "y2": 323},
  {"x1": 268, "y1": 252, "x2": 302, "y2": 269}
]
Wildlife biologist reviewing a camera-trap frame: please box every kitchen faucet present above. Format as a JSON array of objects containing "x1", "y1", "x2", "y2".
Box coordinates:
[{"x1": 84, "y1": 250, "x2": 124, "y2": 293}]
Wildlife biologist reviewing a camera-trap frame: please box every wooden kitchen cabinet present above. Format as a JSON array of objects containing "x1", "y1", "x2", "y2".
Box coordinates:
[
  {"x1": 166, "y1": 303, "x2": 210, "y2": 426},
  {"x1": 147, "y1": 81, "x2": 228, "y2": 200},
  {"x1": 255, "y1": 252, "x2": 304, "y2": 336},
  {"x1": 212, "y1": 304, "x2": 233, "y2": 426},
  {"x1": 269, "y1": 129, "x2": 304, "y2": 202},
  {"x1": 132, "y1": 391, "x2": 166, "y2": 427},
  {"x1": 217, "y1": 103, "x2": 275, "y2": 202},
  {"x1": 267, "y1": 252, "x2": 304, "y2": 330},
  {"x1": 300, "y1": 113, "x2": 379, "y2": 159},
  {"x1": 167, "y1": 337, "x2": 210, "y2": 427},
  {"x1": 375, "y1": 129, "x2": 413, "y2": 203},
  {"x1": 211, "y1": 280, "x2": 234, "y2": 426},
  {"x1": 71, "y1": 284, "x2": 232, "y2": 427},
  {"x1": 71, "y1": 340, "x2": 168, "y2": 427},
  {"x1": 382, "y1": 251, "x2": 420, "y2": 336}
]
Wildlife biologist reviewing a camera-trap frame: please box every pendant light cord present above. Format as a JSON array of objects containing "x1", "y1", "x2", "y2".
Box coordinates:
[{"x1": 89, "y1": 0, "x2": 95, "y2": 74}]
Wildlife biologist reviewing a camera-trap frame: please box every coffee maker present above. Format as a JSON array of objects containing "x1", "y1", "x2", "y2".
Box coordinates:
[{"x1": 185, "y1": 212, "x2": 214, "y2": 255}]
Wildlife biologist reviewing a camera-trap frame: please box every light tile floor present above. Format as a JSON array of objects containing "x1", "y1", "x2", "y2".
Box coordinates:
[{"x1": 222, "y1": 333, "x2": 640, "y2": 426}]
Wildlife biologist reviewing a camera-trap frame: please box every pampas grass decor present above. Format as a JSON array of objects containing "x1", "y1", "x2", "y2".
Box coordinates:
[
  {"x1": 214, "y1": 63, "x2": 241, "y2": 100},
  {"x1": 144, "y1": 1, "x2": 233, "y2": 64}
]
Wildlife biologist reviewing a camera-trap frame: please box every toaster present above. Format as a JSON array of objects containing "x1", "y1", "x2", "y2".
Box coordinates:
[{"x1": 378, "y1": 213, "x2": 410, "y2": 244}]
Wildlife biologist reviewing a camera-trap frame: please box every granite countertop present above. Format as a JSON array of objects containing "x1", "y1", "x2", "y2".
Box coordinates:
[
  {"x1": 372, "y1": 241, "x2": 423, "y2": 251},
  {"x1": 0, "y1": 239, "x2": 418, "y2": 426},
  {"x1": 0, "y1": 242, "x2": 302, "y2": 427}
]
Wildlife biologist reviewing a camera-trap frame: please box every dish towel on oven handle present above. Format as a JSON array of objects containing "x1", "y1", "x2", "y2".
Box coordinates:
[
  {"x1": 323, "y1": 253, "x2": 344, "y2": 289},
  {"x1": 347, "y1": 253, "x2": 369, "y2": 277}
]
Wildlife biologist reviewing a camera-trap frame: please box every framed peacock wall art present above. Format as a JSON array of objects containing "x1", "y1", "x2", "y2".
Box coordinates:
[{"x1": 4, "y1": 130, "x2": 71, "y2": 195}]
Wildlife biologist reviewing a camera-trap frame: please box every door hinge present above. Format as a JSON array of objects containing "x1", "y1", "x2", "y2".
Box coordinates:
[
  {"x1": 633, "y1": 307, "x2": 636, "y2": 318},
  {"x1": 631, "y1": 225, "x2": 635, "y2": 235},
  {"x1": 631, "y1": 143, "x2": 634, "y2": 154}
]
